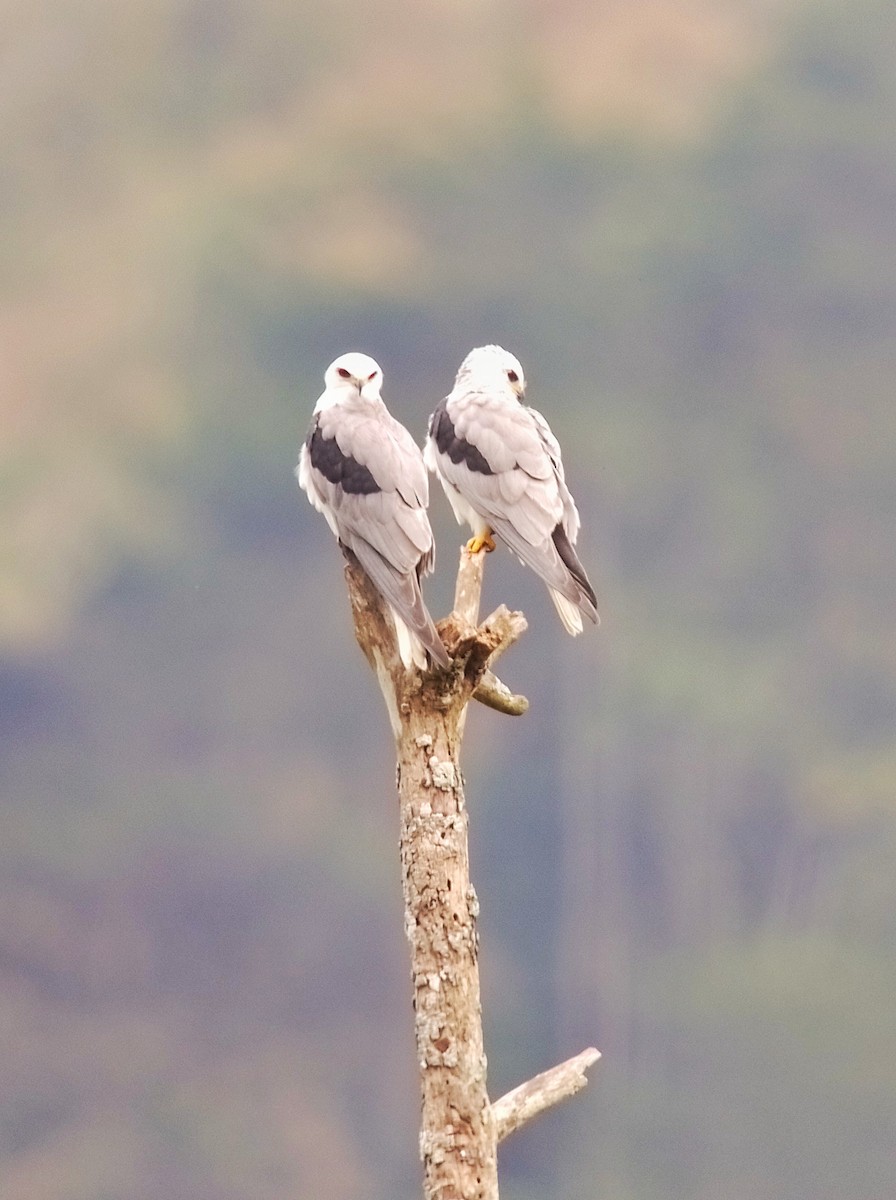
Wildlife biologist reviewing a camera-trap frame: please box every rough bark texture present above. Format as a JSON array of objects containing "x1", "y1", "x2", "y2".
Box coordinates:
[
  {"x1": 398, "y1": 700, "x2": 496, "y2": 1198},
  {"x1": 342, "y1": 546, "x2": 598, "y2": 1200}
]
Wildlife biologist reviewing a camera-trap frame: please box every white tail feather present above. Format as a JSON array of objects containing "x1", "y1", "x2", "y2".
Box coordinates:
[
  {"x1": 393, "y1": 611, "x2": 428, "y2": 671},
  {"x1": 550, "y1": 589, "x2": 584, "y2": 636}
]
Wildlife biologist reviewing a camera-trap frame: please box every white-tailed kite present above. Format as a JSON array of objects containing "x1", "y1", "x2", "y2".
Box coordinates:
[
  {"x1": 298, "y1": 352, "x2": 450, "y2": 670},
  {"x1": 425, "y1": 344, "x2": 599, "y2": 635}
]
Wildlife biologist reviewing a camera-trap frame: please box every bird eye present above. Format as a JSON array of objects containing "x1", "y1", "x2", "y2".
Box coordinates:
[
  {"x1": 506, "y1": 369, "x2": 519, "y2": 384},
  {"x1": 336, "y1": 367, "x2": 351, "y2": 379},
  {"x1": 367, "y1": 370, "x2": 378, "y2": 382}
]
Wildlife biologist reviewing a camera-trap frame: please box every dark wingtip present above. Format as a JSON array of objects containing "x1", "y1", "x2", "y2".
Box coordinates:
[
  {"x1": 551, "y1": 523, "x2": 598, "y2": 611},
  {"x1": 425, "y1": 632, "x2": 452, "y2": 671}
]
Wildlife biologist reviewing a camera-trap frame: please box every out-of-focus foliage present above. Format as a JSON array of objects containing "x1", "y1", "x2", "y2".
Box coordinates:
[{"x1": 2, "y1": 0, "x2": 895, "y2": 1197}]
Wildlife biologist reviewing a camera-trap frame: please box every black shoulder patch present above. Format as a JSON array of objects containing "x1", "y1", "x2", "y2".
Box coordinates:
[
  {"x1": 307, "y1": 420, "x2": 380, "y2": 495},
  {"x1": 551, "y1": 523, "x2": 597, "y2": 607},
  {"x1": 430, "y1": 400, "x2": 493, "y2": 476}
]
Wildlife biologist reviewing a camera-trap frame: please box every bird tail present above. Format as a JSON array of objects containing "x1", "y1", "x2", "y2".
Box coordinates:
[
  {"x1": 393, "y1": 613, "x2": 430, "y2": 671},
  {"x1": 389, "y1": 601, "x2": 450, "y2": 671},
  {"x1": 550, "y1": 588, "x2": 585, "y2": 636},
  {"x1": 348, "y1": 540, "x2": 451, "y2": 670},
  {"x1": 490, "y1": 517, "x2": 599, "y2": 634}
]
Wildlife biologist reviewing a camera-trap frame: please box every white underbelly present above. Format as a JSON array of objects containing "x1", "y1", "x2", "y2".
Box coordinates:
[{"x1": 442, "y1": 479, "x2": 490, "y2": 534}]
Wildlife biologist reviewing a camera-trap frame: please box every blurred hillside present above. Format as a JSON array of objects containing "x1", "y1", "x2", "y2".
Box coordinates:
[
  {"x1": 2, "y1": 1, "x2": 895, "y2": 1198},
  {"x1": 1, "y1": 0, "x2": 774, "y2": 647}
]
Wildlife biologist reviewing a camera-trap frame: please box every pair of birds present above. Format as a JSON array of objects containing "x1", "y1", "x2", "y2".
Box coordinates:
[{"x1": 297, "y1": 345, "x2": 598, "y2": 671}]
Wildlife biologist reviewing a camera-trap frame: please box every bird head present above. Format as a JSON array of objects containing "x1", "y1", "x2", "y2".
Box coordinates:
[
  {"x1": 321, "y1": 352, "x2": 384, "y2": 406},
  {"x1": 456, "y1": 344, "x2": 526, "y2": 400}
]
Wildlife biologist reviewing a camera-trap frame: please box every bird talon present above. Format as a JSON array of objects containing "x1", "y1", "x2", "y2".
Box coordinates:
[{"x1": 466, "y1": 531, "x2": 496, "y2": 555}]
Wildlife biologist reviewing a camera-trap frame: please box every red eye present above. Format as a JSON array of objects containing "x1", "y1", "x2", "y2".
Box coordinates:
[
  {"x1": 367, "y1": 370, "x2": 378, "y2": 382},
  {"x1": 506, "y1": 369, "x2": 519, "y2": 384},
  {"x1": 336, "y1": 367, "x2": 351, "y2": 379}
]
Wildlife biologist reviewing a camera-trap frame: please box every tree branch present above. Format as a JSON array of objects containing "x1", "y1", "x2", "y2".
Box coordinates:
[
  {"x1": 491, "y1": 1048, "x2": 601, "y2": 1144},
  {"x1": 444, "y1": 547, "x2": 528, "y2": 715},
  {"x1": 453, "y1": 544, "x2": 487, "y2": 625},
  {"x1": 471, "y1": 669, "x2": 529, "y2": 716}
]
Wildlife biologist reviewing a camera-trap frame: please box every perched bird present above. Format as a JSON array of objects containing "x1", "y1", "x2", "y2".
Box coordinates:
[
  {"x1": 297, "y1": 352, "x2": 450, "y2": 670},
  {"x1": 425, "y1": 345, "x2": 598, "y2": 635}
]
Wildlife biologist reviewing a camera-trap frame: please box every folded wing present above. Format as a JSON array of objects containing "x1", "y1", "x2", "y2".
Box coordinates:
[
  {"x1": 428, "y1": 391, "x2": 598, "y2": 630},
  {"x1": 300, "y1": 406, "x2": 450, "y2": 668}
]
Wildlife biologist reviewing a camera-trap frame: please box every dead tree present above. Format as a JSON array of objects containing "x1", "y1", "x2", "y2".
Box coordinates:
[{"x1": 343, "y1": 545, "x2": 600, "y2": 1200}]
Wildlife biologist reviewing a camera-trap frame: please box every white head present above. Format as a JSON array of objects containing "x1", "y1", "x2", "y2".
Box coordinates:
[
  {"x1": 455, "y1": 344, "x2": 526, "y2": 400},
  {"x1": 318, "y1": 351, "x2": 384, "y2": 409}
]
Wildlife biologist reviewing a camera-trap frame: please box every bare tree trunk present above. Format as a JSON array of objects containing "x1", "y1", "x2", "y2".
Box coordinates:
[
  {"x1": 396, "y1": 682, "x2": 498, "y2": 1197},
  {"x1": 343, "y1": 547, "x2": 599, "y2": 1200}
]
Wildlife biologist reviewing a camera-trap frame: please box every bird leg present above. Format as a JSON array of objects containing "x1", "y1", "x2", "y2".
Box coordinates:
[{"x1": 466, "y1": 528, "x2": 496, "y2": 555}]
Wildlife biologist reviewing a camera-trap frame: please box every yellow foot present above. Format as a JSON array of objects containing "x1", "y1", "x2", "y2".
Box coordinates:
[{"x1": 466, "y1": 529, "x2": 496, "y2": 554}]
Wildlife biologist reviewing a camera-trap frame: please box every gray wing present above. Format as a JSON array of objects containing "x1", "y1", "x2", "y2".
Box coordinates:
[
  {"x1": 527, "y1": 407, "x2": 581, "y2": 544},
  {"x1": 301, "y1": 404, "x2": 449, "y2": 666},
  {"x1": 431, "y1": 391, "x2": 597, "y2": 619}
]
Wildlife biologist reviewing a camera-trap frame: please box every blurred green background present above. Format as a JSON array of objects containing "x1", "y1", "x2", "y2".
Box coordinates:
[{"x1": 2, "y1": 1, "x2": 895, "y2": 1197}]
